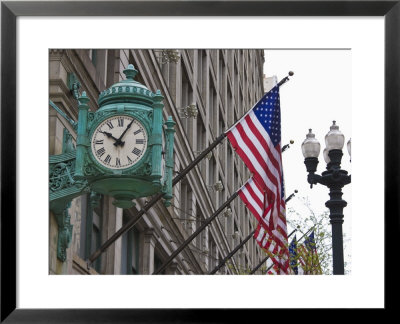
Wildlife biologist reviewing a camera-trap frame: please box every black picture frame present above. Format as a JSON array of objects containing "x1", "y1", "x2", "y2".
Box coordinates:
[{"x1": 1, "y1": 0, "x2": 399, "y2": 322}]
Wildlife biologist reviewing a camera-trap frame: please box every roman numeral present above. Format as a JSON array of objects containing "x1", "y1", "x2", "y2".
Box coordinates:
[
  {"x1": 132, "y1": 147, "x2": 141, "y2": 156},
  {"x1": 118, "y1": 117, "x2": 124, "y2": 127},
  {"x1": 136, "y1": 139, "x2": 144, "y2": 144},
  {"x1": 127, "y1": 156, "x2": 133, "y2": 164},
  {"x1": 106, "y1": 121, "x2": 114, "y2": 129},
  {"x1": 104, "y1": 154, "x2": 111, "y2": 164},
  {"x1": 133, "y1": 129, "x2": 142, "y2": 135},
  {"x1": 95, "y1": 140, "x2": 104, "y2": 145},
  {"x1": 115, "y1": 158, "x2": 121, "y2": 167},
  {"x1": 97, "y1": 147, "x2": 105, "y2": 157}
]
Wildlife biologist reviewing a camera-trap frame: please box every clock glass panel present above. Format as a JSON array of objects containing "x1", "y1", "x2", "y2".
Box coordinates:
[{"x1": 91, "y1": 116, "x2": 148, "y2": 170}]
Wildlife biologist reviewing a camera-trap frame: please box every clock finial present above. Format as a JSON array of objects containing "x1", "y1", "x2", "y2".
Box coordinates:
[
  {"x1": 78, "y1": 91, "x2": 90, "y2": 105},
  {"x1": 123, "y1": 64, "x2": 138, "y2": 80}
]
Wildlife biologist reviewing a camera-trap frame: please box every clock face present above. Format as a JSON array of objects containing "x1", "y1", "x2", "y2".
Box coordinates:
[{"x1": 91, "y1": 115, "x2": 148, "y2": 170}]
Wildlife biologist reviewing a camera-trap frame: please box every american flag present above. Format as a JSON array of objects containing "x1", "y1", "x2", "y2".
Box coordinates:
[
  {"x1": 238, "y1": 178, "x2": 290, "y2": 274},
  {"x1": 298, "y1": 231, "x2": 322, "y2": 275},
  {"x1": 267, "y1": 263, "x2": 281, "y2": 275},
  {"x1": 226, "y1": 86, "x2": 285, "y2": 232}
]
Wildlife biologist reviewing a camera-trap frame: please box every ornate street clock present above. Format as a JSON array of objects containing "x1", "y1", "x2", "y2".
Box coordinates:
[
  {"x1": 49, "y1": 64, "x2": 175, "y2": 260},
  {"x1": 50, "y1": 64, "x2": 175, "y2": 211}
]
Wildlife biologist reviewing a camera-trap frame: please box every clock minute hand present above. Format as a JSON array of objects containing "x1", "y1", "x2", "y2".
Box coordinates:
[{"x1": 114, "y1": 119, "x2": 134, "y2": 146}]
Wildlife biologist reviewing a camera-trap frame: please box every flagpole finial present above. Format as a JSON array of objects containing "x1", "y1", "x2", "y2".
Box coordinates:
[{"x1": 277, "y1": 72, "x2": 294, "y2": 87}]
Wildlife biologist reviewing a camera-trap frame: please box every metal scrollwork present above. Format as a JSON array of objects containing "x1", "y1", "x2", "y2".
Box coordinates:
[
  {"x1": 49, "y1": 161, "x2": 76, "y2": 192},
  {"x1": 56, "y1": 202, "x2": 73, "y2": 262},
  {"x1": 83, "y1": 158, "x2": 102, "y2": 177},
  {"x1": 144, "y1": 162, "x2": 152, "y2": 176}
]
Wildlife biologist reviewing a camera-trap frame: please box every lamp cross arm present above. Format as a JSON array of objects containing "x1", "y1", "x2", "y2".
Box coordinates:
[{"x1": 307, "y1": 173, "x2": 322, "y2": 188}]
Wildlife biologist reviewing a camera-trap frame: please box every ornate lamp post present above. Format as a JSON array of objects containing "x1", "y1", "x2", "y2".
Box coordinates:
[{"x1": 301, "y1": 121, "x2": 351, "y2": 275}]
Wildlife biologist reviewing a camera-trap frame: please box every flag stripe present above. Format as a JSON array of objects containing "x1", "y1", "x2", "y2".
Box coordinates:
[
  {"x1": 238, "y1": 119, "x2": 281, "y2": 194},
  {"x1": 239, "y1": 179, "x2": 288, "y2": 249}
]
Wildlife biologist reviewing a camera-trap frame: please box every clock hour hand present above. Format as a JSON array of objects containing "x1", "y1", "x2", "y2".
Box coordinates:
[
  {"x1": 114, "y1": 119, "x2": 134, "y2": 146},
  {"x1": 99, "y1": 130, "x2": 122, "y2": 144}
]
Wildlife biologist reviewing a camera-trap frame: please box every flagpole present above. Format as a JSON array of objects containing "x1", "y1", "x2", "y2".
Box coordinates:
[
  {"x1": 87, "y1": 72, "x2": 294, "y2": 267},
  {"x1": 209, "y1": 189, "x2": 298, "y2": 275},
  {"x1": 284, "y1": 189, "x2": 298, "y2": 203},
  {"x1": 153, "y1": 191, "x2": 239, "y2": 274},
  {"x1": 249, "y1": 226, "x2": 314, "y2": 275},
  {"x1": 209, "y1": 229, "x2": 256, "y2": 275}
]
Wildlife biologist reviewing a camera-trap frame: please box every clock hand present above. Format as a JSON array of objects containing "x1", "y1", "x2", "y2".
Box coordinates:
[
  {"x1": 114, "y1": 119, "x2": 134, "y2": 146},
  {"x1": 99, "y1": 130, "x2": 122, "y2": 144}
]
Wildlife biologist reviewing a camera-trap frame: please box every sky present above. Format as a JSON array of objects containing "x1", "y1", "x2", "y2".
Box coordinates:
[{"x1": 263, "y1": 50, "x2": 352, "y2": 270}]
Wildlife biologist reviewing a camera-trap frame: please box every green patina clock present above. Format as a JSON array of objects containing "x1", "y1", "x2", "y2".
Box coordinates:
[
  {"x1": 50, "y1": 64, "x2": 175, "y2": 228},
  {"x1": 49, "y1": 64, "x2": 175, "y2": 260},
  {"x1": 90, "y1": 115, "x2": 148, "y2": 170}
]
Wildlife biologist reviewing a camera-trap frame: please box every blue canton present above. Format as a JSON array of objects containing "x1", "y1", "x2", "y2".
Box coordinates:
[
  {"x1": 305, "y1": 231, "x2": 316, "y2": 250},
  {"x1": 253, "y1": 85, "x2": 281, "y2": 147},
  {"x1": 289, "y1": 235, "x2": 298, "y2": 274},
  {"x1": 281, "y1": 174, "x2": 285, "y2": 199}
]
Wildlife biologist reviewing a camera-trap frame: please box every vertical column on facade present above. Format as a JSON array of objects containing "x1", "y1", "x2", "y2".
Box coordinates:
[
  {"x1": 67, "y1": 197, "x2": 83, "y2": 274},
  {"x1": 173, "y1": 159, "x2": 181, "y2": 225},
  {"x1": 102, "y1": 198, "x2": 119, "y2": 274},
  {"x1": 203, "y1": 227, "x2": 209, "y2": 271},
  {"x1": 113, "y1": 207, "x2": 123, "y2": 274},
  {"x1": 169, "y1": 59, "x2": 178, "y2": 104},
  {"x1": 143, "y1": 228, "x2": 157, "y2": 274},
  {"x1": 188, "y1": 195, "x2": 196, "y2": 235}
]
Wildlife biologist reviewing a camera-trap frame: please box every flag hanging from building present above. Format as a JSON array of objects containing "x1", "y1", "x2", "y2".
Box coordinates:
[
  {"x1": 226, "y1": 85, "x2": 285, "y2": 232},
  {"x1": 289, "y1": 235, "x2": 298, "y2": 275},
  {"x1": 238, "y1": 178, "x2": 290, "y2": 274},
  {"x1": 267, "y1": 263, "x2": 280, "y2": 275},
  {"x1": 298, "y1": 231, "x2": 322, "y2": 275}
]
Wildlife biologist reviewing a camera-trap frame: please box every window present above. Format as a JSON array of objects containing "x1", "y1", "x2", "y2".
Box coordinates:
[
  {"x1": 208, "y1": 237, "x2": 217, "y2": 270},
  {"x1": 233, "y1": 221, "x2": 239, "y2": 265},
  {"x1": 121, "y1": 220, "x2": 140, "y2": 275},
  {"x1": 227, "y1": 146, "x2": 233, "y2": 190},
  {"x1": 196, "y1": 114, "x2": 206, "y2": 153},
  {"x1": 88, "y1": 49, "x2": 97, "y2": 66},
  {"x1": 181, "y1": 65, "x2": 194, "y2": 141},
  {"x1": 196, "y1": 205, "x2": 204, "y2": 249},
  {"x1": 80, "y1": 192, "x2": 103, "y2": 273},
  {"x1": 209, "y1": 76, "x2": 217, "y2": 133},
  {"x1": 88, "y1": 49, "x2": 108, "y2": 86},
  {"x1": 239, "y1": 89, "x2": 244, "y2": 115},
  {"x1": 181, "y1": 66, "x2": 193, "y2": 108},
  {"x1": 197, "y1": 50, "x2": 207, "y2": 99},
  {"x1": 196, "y1": 114, "x2": 207, "y2": 181},
  {"x1": 227, "y1": 85, "x2": 234, "y2": 126},
  {"x1": 234, "y1": 62, "x2": 239, "y2": 108},
  {"x1": 219, "y1": 51, "x2": 226, "y2": 108},
  {"x1": 154, "y1": 253, "x2": 166, "y2": 274},
  {"x1": 209, "y1": 156, "x2": 216, "y2": 206},
  {"x1": 233, "y1": 167, "x2": 239, "y2": 215},
  {"x1": 218, "y1": 110, "x2": 225, "y2": 139},
  {"x1": 180, "y1": 178, "x2": 193, "y2": 232}
]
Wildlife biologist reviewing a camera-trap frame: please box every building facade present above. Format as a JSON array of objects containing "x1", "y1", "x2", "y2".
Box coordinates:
[{"x1": 49, "y1": 49, "x2": 266, "y2": 275}]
